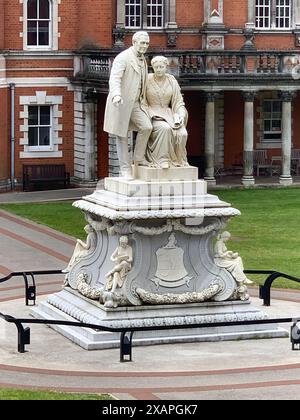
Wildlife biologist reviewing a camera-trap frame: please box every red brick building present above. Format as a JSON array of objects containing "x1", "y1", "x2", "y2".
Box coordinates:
[{"x1": 1, "y1": 0, "x2": 300, "y2": 189}]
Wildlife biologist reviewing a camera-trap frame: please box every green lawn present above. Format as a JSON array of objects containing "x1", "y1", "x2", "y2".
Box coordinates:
[
  {"x1": 216, "y1": 188, "x2": 300, "y2": 288},
  {"x1": 1, "y1": 187, "x2": 300, "y2": 289},
  {"x1": 0, "y1": 388, "x2": 113, "y2": 400},
  {"x1": 0, "y1": 201, "x2": 86, "y2": 240}
]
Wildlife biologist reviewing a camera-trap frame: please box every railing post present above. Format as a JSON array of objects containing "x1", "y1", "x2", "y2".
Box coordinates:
[
  {"x1": 120, "y1": 331, "x2": 134, "y2": 363},
  {"x1": 259, "y1": 284, "x2": 271, "y2": 307},
  {"x1": 291, "y1": 319, "x2": 300, "y2": 350},
  {"x1": 23, "y1": 273, "x2": 36, "y2": 306}
]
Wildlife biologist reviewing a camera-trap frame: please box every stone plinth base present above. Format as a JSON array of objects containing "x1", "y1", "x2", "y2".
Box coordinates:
[
  {"x1": 82, "y1": 177, "x2": 229, "y2": 213},
  {"x1": 279, "y1": 176, "x2": 293, "y2": 186},
  {"x1": 104, "y1": 177, "x2": 207, "y2": 198},
  {"x1": 204, "y1": 177, "x2": 217, "y2": 187},
  {"x1": 31, "y1": 288, "x2": 288, "y2": 350},
  {"x1": 136, "y1": 166, "x2": 198, "y2": 182},
  {"x1": 242, "y1": 176, "x2": 255, "y2": 187}
]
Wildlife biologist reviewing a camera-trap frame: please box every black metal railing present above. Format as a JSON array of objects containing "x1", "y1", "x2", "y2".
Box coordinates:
[
  {"x1": 245, "y1": 270, "x2": 300, "y2": 306},
  {"x1": 0, "y1": 270, "x2": 63, "y2": 306},
  {"x1": 1, "y1": 311, "x2": 300, "y2": 362},
  {"x1": 1, "y1": 269, "x2": 300, "y2": 361}
]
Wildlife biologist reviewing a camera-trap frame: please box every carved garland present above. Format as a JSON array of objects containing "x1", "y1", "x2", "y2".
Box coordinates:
[
  {"x1": 111, "y1": 218, "x2": 227, "y2": 237},
  {"x1": 85, "y1": 213, "x2": 112, "y2": 232},
  {"x1": 136, "y1": 284, "x2": 221, "y2": 305},
  {"x1": 77, "y1": 273, "x2": 104, "y2": 301}
]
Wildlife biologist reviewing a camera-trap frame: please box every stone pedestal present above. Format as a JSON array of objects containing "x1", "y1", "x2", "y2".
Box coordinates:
[{"x1": 32, "y1": 170, "x2": 287, "y2": 349}]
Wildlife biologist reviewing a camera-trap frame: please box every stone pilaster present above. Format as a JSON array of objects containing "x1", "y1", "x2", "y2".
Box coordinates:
[
  {"x1": 242, "y1": 92, "x2": 256, "y2": 186},
  {"x1": 246, "y1": 0, "x2": 256, "y2": 29},
  {"x1": 74, "y1": 89, "x2": 97, "y2": 184},
  {"x1": 166, "y1": 0, "x2": 178, "y2": 47},
  {"x1": 166, "y1": 0, "x2": 177, "y2": 28},
  {"x1": 279, "y1": 91, "x2": 296, "y2": 186},
  {"x1": 114, "y1": 0, "x2": 126, "y2": 47},
  {"x1": 204, "y1": 93, "x2": 218, "y2": 185},
  {"x1": 116, "y1": 0, "x2": 125, "y2": 28},
  {"x1": 204, "y1": 0, "x2": 224, "y2": 26},
  {"x1": 294, "y1": 0, "x2": 300, "y2": 45},
  {"x1": 84, "y1": 102, "x2": 97, "y2": 182},
  {"x1": 203, "y1": 0, "x2": 226, "y2": 50}
]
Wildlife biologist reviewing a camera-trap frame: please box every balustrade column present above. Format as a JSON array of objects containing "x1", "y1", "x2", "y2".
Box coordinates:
[
  {"x1": 204, "y1": 93, "x2": 218, "y2": 185},
  {"x1": 242, "y1": 92, "x2": 256, "y2": 186},
  {"x1": 280, "y1": 91, "x2": 295, "y2": 186}
]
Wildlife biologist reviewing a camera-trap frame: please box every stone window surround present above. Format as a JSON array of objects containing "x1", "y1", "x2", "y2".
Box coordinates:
[
  {"x1": 116, "y1": 0, "x2": 177, "y2": 30},
  {"x1": 21, "y1": 0, "x2": 60, "y2": 51},
  {"x1": 246, "y1": 0, "x2": 300, "y2": 30},
  {"x1": 19, "y1": 91, "x2": 63, "y2": 159}
]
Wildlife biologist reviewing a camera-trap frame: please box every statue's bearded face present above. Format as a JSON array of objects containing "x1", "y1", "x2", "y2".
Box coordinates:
[{"x1": 133, "y1": 35, "x2": 150, "y2": 56}]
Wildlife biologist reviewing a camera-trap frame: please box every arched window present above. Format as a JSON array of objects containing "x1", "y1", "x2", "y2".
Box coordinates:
[{"x1": 27, "y1": 0, "x2": 51, "y2": 46}]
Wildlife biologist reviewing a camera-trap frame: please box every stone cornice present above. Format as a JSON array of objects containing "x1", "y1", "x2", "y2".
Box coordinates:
[{"x1": 73, "y1": 199, "x2": 241, "y2": 221}]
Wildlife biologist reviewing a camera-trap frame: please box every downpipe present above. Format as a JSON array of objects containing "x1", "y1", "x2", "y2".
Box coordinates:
[{"x1": 9, "y1": 83, "x2": 15, "y2": 190}]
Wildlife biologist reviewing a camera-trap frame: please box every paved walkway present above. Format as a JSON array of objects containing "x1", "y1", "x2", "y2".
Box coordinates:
[
  {"x1": 0, "y1": 208, "x2": 300, "y2": 400},
  {"x1": 0, "y1": 188, "x2": 95, "y2": 204}
]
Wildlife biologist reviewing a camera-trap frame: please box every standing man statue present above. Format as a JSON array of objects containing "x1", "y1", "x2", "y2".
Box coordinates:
[{"x1": 104, "y1": 31, "x2": 152, "y2": 179}]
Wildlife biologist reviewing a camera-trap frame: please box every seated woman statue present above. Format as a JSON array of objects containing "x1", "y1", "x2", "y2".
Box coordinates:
[
  {"x1": 63, "y1": 225, "x2": 97, "y2": 274},
  {"x1": 214, "y1": 231, "x2": 253, "y2": 285},
  {"x1": 144, "y1": 56, "x2": 189, "y2": 169}
]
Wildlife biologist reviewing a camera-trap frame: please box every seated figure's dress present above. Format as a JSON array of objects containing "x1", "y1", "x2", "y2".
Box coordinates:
[
  {"x1": 214, "y1": 239, "x2": 248, "y2": 284},
  {"x1": 145, "y1": 73, "x2": 188, "y2": 168}
]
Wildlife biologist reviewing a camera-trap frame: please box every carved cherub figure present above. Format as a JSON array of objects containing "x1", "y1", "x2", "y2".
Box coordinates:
[{"x1": 105, "y1": 236, "x2": 133, "y2": 293}]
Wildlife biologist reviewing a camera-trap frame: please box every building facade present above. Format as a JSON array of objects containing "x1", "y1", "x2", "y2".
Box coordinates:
[{"x1": 1, "y1": 0, "x2": 300, "y2": 190}]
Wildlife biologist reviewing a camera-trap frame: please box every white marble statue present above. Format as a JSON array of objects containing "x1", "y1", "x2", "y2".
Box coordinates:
[
  {"x1": 104, "y1": 31, "x2": 152, "y2": 179},
  {"x1": 145, "y1": 56, "x2": 189, "y2": 169},
  {"x1": 105, "y1": 236, "x2": 133, "y2": 293},
  {"x1": 63, "y1": 225, "x2": 97, "y2": 273},
  {"x1": 214, "y1": 231, "x2": 253, "y2": 286}
]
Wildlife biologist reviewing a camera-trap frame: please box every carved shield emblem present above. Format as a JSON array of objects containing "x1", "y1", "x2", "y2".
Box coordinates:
[
  {"x1": 151, "y1": 234, "x2": 192, "y2": 289},
  {"x1": 155, "y1": 247, "x2": 188, "y2": 281}
]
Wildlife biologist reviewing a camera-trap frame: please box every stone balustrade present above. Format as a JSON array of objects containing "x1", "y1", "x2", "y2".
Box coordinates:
[{"x1": 74, "y1": 50, "x2": 300, "y2": 82}]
